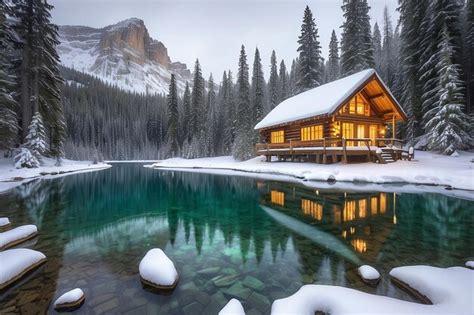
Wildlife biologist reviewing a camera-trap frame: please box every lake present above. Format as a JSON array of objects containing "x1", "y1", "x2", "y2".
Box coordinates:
[{"x1": 0, "y1": 163, "x2": 472, "y2": 314}]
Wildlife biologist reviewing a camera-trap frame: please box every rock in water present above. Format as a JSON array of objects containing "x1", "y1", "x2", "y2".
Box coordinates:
[
  {"x1": 0, "y1": 248, "x2": 46, "y2": 290},
  {"x1": 0, "y1": 225, "x2": 38, "y2": 250},
  {"x1": 218, "y1": 298, "x2": 245, "y2": 315},
  {"x1": 139, "y1": 248, "x2": 178, "y2": 290},
  {"x1": 54, "y1": 288, "x2": 85, "y2": 312},
  {"x1": 358, "y1": 265, "x2": 381, "y2": 286}
]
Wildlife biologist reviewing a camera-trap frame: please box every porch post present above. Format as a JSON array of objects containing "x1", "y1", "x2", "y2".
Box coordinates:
[{"x1": 392, "y1": 114, "x2": 396, "y2": 139}]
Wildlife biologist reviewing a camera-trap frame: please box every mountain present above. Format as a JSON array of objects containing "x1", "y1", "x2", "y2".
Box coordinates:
[{"x1": 58, "y1": 18, "x2": 191, "y2": 95}]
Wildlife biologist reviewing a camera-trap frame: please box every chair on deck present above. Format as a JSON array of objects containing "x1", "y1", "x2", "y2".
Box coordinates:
[{"x1": 402, "y1": 147, "x2": 415, "y2": 161}]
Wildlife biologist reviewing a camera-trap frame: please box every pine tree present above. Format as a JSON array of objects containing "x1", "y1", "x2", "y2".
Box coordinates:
[
  {"x1": 24, "y1": 111, "x2": 47, "y2": 159},
  {"x1": 327, "y1": 30, "x2": 340, "y2": 82},
  {"x1": 166, "y1": 74, "x2": 179, "y2": 157},
  {"x1": 206, "y1": 73, "x2": 218, "y2": 156},
  {"x1": 221, "y1": 70, "x2": 236, "y2": 154},
  {"x1": 0, "y1": 1, "x2": 19, "y2": 151},
  {"x1": 190, "y1": 59, "x2": 205, "y2": 143},
  {"x1": 381, "y1": 6, "x2": 396, "y2": 88},
  {"x1": 268, "y1": 50, "x2": 279, "y2": 108},
  {"x1": 233, "y1": 45, "x2": 253, "y2": 160},
  {"x1": 279, "y1": 60, "x2": 289, "y2": 102},
  {"x1": 13, "y1": 0, "x2": 66, "y2": 157},
  {"x1": 251, "y1": 48, "x2": 265, "y2": 124},
  {"x1": 181, "y1": 82, "x2": 191, "y2": 143},
  {"x1": 464, "y1": 0, "x2": 474, "y2": 113},
  {"x1": 372, "y1": 22, "x2": 383, "y2": 74},
  {"x1": 340, "y1": 0, "x2": 375, "y2": 75},
  {"x1": 296, "y1": 6, "x2": 322, "y2": 92},
  {"x1": 424, "y1": 25, "x2": 473, "y2": 154}
]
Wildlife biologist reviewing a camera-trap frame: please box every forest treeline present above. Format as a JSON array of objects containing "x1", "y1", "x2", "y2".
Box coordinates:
[{"x1": 1, "y1": 0, "x2": 473, "y2": 162}]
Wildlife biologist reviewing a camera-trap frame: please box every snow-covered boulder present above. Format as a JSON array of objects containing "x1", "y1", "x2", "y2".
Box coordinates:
[
  {"x1": 272, "y1": 265, "x2": 473, "y2": 315},
  {"x1": 0, "y1": 217, "x2": 11, "y2": 230},
  {"x1": 466, "y1": 261, "x2": 474, "y2": 269},
  {"x1": 54, "y1": 288, "x2": 85, "y2": 311},
  {"x1": 0, "y1": 224, "x2": 38, "y2": 250},
  {"x1": 0, "y1": 248, "x2": 46, "y2": 290},
  {"x1": 358, "y1": 265, "x2": 380, "y2": 285},
  {"x1": 218, "y1": 298, "x2": 245, "y2": 315},
  {"x1": 14, "y1": 148, "x2": 39, "y2": 169},
  {"x1": 139, "y1": 248, "x2": 178, "y2": 290}
]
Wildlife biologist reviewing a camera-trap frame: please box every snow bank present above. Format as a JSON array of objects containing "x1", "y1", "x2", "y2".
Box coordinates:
[
  {"x1": 0, "y1": 248, "x2": 46, "y2": 290},
  {"x1": 0, "y1": 217, "x2": 11, "y2": 228},
  {"x1": 466, "y1": 261, "x2": 474, "y2": 269},
  {"x1": 150, "y1": 150, "x2": 474, "y2": 191},
  {"x1": 54, "y1": 288, "x2": 85, "y2": 310},
  {"x1": 358, "y1": 265, "x2": 380, "y2": 282},
  {"x1": 0, "y1": 225, "x2": 38, "y2": 250},
  {"x1": 218, "y1": 299, "x2": 245, "y2": 315},
  {"x1": 139, "y1": 248, "x2": 178, "y2": 289},
  {"x1": 272, "y1": 266, "x2": 473, "y2": 315},
  {"x1": 0, "y1": 154, "x2": 111, "y2": 193}
]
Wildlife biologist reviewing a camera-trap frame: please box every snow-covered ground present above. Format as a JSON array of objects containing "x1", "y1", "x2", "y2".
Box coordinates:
[
  {"x1": 0, "y1": 156, "x2": 111, "y2": 193},
  {"x1": 148, "y1": 150, "x2": 474, "y2": 193}
]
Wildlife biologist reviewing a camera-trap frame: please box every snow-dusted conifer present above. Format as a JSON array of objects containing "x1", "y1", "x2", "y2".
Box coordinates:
[
  {"x1": 279, "y1": 60, "x2": 289, "y2": 102},
  {"x1": 268, "y1": 50, "x2": 279, "y2": 109},
  {"x1": 252, "y1": 48, "x2": 265, "y2": 124},
  {"x1": 25, "y1": 112, "x2": 47, "y2": 158},
  {"x1": 166, "y1": 74, "x2": 179, "y2": 157},
  {"x1": 340, "y1": 0, "x2": 374, "y2": 75},
  {"x1": 327, "y1": 30, "x2": 340, "y2": 82},
  {"x1": 296, "y1": 6, "x2": 322, "y2": 92},
  {"x1": 15, "y1": 148, "x2": 39, "y2": 169},
  {"x1": 372, "y1": 22, "x2": 382, "y2": 74},
  {"x1": 425, "y1": 25, "x2": 472, "y2": 154}
]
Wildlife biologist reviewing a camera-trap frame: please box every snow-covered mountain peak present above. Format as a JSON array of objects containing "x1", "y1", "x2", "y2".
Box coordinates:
[{"x1": 58, "y1": 18, "x2": 190, "y2": 95}]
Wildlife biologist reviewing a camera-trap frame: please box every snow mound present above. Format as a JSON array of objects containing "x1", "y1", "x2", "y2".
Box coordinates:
[
  {"x1": 0, "y1": 217, "x2": 11, "y2": 228},
  {"x1": 272, "y1": 266, "x2": 474, "y2": 315},
  {"x1": 358, "y1": 265, "x2": 380, "y2": 283},
  {"x1": 466, "y1": 261, "x2": 474, "y2": 269},
  {"x1": 218, "y1": 298, "x2": 245, "y2": 315},
  {"x1": 0, "y1": 248, "x2": 46, "y2": 290},
  {"x1": 54, "y1": 288, "x2": 85, "y2": 310},
  {"x1": 139, "y1": 248, "x2": 178, "y2": 289},
  {"x1": 0, "y1": 224, "x2": 38, "y2": 250}
]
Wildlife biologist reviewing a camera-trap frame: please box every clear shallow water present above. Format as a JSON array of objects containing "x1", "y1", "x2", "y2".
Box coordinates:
[{"x1": 0, "y1": 163, "x2": 473, "y2": 314}]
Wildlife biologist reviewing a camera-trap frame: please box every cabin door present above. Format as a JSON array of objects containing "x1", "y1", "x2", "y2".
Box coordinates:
[
  {"x1": 357, "y1": 125, "x2": 365, "y2": 146},
  {"x1": 369, "y1": 125, "x2": 377, "y2": 146},
  {"x1": 342, "y1": 123, "x2": 354, "y2": 146}
]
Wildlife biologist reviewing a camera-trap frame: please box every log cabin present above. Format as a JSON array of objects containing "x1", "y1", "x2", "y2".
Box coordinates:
[{"x1": 254, "y1": 69, "x2": 408, "y2": 164}]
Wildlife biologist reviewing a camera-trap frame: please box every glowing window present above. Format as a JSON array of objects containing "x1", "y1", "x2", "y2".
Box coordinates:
[
  {"x1": 271, "y1": 191, "x2": 285, "y2": 206},
  {"x1": 370, "y1": 197, "x2": 378, "y2": 215},
  {"x1": 380, "y1": 192, "x2": 387, "y2": 213},
  {"x1": 343, "y1": 201, "x2": 356, "y2": 222},
  {"x1": 358, "y1": 199, "x2": 367, "y2": 218},
  {"x1": 302, "y1": 199, "x2": 323, "y2": 220},
  {"x1": 271, "y1": 130, "x2": 284, "y2": 144},
  {"x1": 301, "y1": 125, "x2": 323, "y2": 141}
]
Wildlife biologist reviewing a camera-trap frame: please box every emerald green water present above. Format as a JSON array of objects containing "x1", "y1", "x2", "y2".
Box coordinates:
[{"x1": 0, "y1": 163, "x2": 473, "y2": 314}]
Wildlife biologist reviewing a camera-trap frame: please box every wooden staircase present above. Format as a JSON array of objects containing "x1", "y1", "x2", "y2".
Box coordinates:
[{"x1": 379, "y1": 148, "x2": 395, "y2": 163}]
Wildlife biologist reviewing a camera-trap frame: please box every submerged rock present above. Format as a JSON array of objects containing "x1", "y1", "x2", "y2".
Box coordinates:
[
  {"x1": 139, "y1": 248, "x2": 178, "y2": 290},
  {"x1": 242, "y1": 276, "x2": 264, "y2": 291},
  {"x1": 212, "y1": 274, "x2": 239, "y2": 287},
  {"x1": 54, "y1": 288, "x2": 85, "y2": 312}
]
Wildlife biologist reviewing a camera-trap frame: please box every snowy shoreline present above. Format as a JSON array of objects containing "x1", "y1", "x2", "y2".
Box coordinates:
[
  {"x1": 0, "y1": 157, "x2": 111, "y2": 193},
  {"x1": 147, "y1": 151, "x2": 474, "y2": 198}
]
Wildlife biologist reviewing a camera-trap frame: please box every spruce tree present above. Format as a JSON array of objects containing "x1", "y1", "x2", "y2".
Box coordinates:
[
  {"x1": 268, "y1": 50, "x2": 279, "y2": 108},
  {"x1": 464, "y1": 0, "x2": 473, "y2": 113},
  {"x1": 206, "y1": 73, "x2": 218, "y2": 156},
  {"x1": 0, "y1": 1, "x2": 19, "y2": 151},
  {"x1": 251, "y1": 48, "x2": 265, "y2": 124},
  {"x1": 24, "y1": 111, "x2": 47, "y2": 159},
  {"x1": 190, "y1": 59, "x2": 205, "y2": 143},
  {"x1": 296, "y1": 6, "x2": 322, "y2": 92},
  {"x1": 372, "y1": 22, "x2": 383, "y2": 74},
  {"x1": 340, "y1": 0, "x2": 375, "y2": 75},
  {"x1": 327, "y1": 30, "x2": 340, "y2": 82},
  {"x1": 233, "y1": 45, "x2": 253, "y2": 160},
  {"x1": 182, "y1": 82, "x2": 191, "y2": 143},
  {"x1": 166, "y1": 74, "x2": 179, "y2": 157},
  {"x1": 279, "y1": 60, "x2": 289, "y2": 102},
  {"x1": 381, "y1": 6, "x2": 396, "y2": 88},
  {"x1": 424, "y1": 25, "x2": 472, "y2": 154}
]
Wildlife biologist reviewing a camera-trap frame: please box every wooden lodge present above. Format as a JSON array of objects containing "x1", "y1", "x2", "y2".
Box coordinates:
[{"x1": 254, "y1": 69, "x2": 409, "y2": 164}]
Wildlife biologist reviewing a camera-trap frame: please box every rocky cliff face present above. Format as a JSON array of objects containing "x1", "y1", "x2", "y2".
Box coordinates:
[{"x1": 58, "y1": 18, "x2": 190, "y2": 94}]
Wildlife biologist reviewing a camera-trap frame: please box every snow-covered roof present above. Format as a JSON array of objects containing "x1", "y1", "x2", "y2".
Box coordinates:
[{"x1": 255, "y1": 69, "x2": 393, "y2": 130}]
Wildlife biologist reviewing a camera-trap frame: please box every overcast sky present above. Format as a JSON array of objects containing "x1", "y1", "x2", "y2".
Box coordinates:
[{"x1": 51, "y1": 0, "x2": 399, "y2": 79}]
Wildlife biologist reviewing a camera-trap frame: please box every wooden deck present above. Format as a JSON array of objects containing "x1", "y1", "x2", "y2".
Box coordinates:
[{"x1": 255, "y1": 138, "x2": 407, "y2": 164}]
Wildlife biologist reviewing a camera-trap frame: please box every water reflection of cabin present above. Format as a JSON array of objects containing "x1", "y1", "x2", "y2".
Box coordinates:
[
  {"x1": 254, "y1": 69, "x2": 408, "y2": 164},
  {"x1": 259, "y1": 182, "x2": 397, "y2": 256}
]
